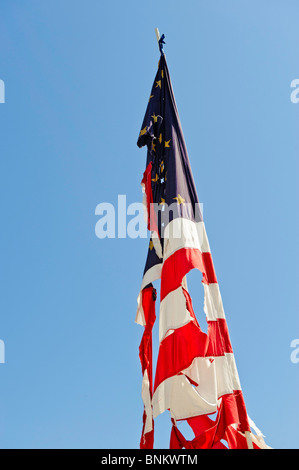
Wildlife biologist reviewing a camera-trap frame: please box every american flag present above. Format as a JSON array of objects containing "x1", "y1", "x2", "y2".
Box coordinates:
[{"x1": 136, "y1": 47, "x2": 268, "y2": 449}]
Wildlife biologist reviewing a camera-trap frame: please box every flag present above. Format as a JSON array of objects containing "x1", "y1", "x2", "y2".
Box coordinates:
[{"x1": 136, "y1": 42, "x2": 268, "y2": 449}]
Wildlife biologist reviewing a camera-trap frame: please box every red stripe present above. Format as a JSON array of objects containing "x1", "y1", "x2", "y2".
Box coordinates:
[
  {"x1": 139, "y1": 287, "x2": 156, "y2": 388},
  {"x1": 182, "y1": 289, "x2": 233, "y2": 356},
  {"x1": 154, "y1": 321, "x2": 209, "y2": 392},
  {"x1": 141, "y1": 162, "x2": 159, "y2": 235},
  {"x1": 160, "y1": 248, "x2": 217, "y2": 301},
  {"x1": 140, "y1": 410, "x2": 154, "y2": 449},
  {"x1": 182, "y1": 287, "x2": 200, "y2": 328},
  {"x1": 154, "y1": 297, "x2": 235, "y2": 392},
  {"x1": 184, "y1": 390, "x2": 251, "y2": 449},
  {"x1": 138, "y1": 286, "x2": 157, "y2": 450},
  {"x1": 206, "y1": 319, "x2": 233, "y2": 356},
  {"x1": 232, "y1": 389, "x2": 251, "y2": 433},
  {"x1": 225, "y1": 426, "x2": 261, "y2": 449}
]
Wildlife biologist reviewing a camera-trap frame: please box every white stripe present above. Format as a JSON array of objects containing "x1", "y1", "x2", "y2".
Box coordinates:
[
  {"x1": 183, "y1": 354, "x2": 241, "y2": 398},
  {"x1": 151, "y1": 232, "x2": 163, "y2": 259},
  {"x1": 182, "y1": 356, "x2": 218, "y2": 404},
  {"x1": 158, "y1": 282, "x2": 225, "y2": 338},
  {"x1": 249, "y1": 432, "x2": 271, "y2": 449},
  {"x1": 140, "y1": 262, "x2": 162, "y2": 291},
  {"x1": 225, "y1": 353, "x2": 242, "y2": 391},
  {"x1": 214, "y1": 354, "x2": 241, "y2": 395},
  {"x1": 141, "y1": 370, "x2": 153, "y2": 434},
  {"x1": 153, "y1": 353, "x2": 242, "y2": 421},
  {"x1": 163, "y1": 219, "x2": 210, "y2": 261},
  {"x1": 159, "y1": 286, "x2": 192, "y2": 342},
  {"x1": 248, "y1": 416, "x2": 265, "y2": 438},
  {"x1": 141, "y1": 183, "x2": 147, "y2": 226},
  {"x1": 152, "y1": 374, "x2": 217, "y2": 421},
  {"x1": 203, "y1": 283, "x2": 225, "y2": 321},
  {"x1": 136, "y1": 292, "x2": 145, "y2": 326}
]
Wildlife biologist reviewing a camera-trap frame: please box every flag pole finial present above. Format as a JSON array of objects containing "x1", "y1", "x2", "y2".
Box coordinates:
[
  {"x1": 154, "y1": 28, "x2": 160, "y2": 42},
  {"x1": 154, "y1": 28, "x2": 165, "y2": 55}
]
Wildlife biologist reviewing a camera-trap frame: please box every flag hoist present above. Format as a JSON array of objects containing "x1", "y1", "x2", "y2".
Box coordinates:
[{"x1": 135, "y1": 30, "x2": 269, "y2": 450}]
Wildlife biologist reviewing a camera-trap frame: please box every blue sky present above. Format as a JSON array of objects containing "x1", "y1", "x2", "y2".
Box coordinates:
[{"x1": 0, "y1": 0, "x2": 298, "y2": 449}]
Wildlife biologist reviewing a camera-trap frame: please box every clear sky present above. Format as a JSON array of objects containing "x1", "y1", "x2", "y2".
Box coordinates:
[{"x1": 0, "y1": 0, "x2": 298, "y2": 449}]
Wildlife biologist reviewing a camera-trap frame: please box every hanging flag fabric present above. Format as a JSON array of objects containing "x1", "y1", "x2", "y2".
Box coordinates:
[{"x1": 136, "y1": 45, "x2": 268, "y2": 450}]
